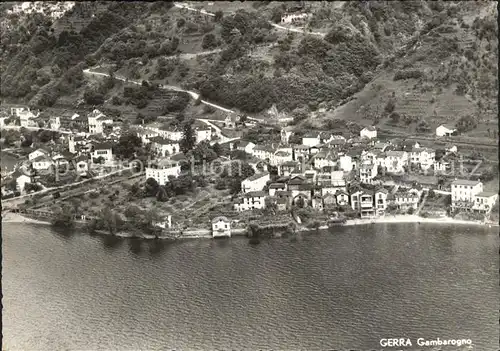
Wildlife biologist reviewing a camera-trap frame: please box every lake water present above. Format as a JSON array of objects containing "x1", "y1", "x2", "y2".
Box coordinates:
[{"x1": 2, "y1": 223, "x2": 498, "y2": 350}]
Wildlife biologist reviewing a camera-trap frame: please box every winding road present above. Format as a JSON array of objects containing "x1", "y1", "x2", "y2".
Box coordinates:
[{"x1": 173, "y1": 2, "x2": 326, "y2": 37}]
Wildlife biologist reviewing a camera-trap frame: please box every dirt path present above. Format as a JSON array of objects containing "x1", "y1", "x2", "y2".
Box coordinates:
[{"x1": 173, "y1": 2, "x2": 325, "y2": 37}]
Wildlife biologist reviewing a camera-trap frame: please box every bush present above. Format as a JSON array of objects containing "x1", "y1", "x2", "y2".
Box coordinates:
[
  {"x1": 202, "y1": 33, "x2": 218, "y2": 50},
  {"x1": 393, "y1": 70, "x2": 423, "y2": 81}
]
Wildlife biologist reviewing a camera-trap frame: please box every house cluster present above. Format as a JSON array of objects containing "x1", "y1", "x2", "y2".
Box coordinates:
[
  {"x1": 228, "y1": 124, "x2": 497, "y2": 218},
  {"x1": 9, "y1": 106, "x2": 41, "y2": 128},
  {"x1": 232, "y1": 169, "x2": 428, "y2": 219}
]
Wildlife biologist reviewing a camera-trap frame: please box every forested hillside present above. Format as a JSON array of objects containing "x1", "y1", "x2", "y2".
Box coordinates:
[{"x1": 0, "y1": 1, "x2": 497, "y2": 138}]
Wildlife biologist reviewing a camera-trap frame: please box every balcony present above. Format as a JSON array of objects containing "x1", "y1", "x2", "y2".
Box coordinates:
[{"x1": 361, "y1": 202, "x2": 373, "y2": 209}]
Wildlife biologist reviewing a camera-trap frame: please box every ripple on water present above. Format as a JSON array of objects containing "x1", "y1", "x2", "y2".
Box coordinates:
[{"x1": 2, "y1": 223, "x2": 498, "y2": 350}]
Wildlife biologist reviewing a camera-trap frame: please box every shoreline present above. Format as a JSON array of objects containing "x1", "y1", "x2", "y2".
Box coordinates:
[{"x1": 3, "y1": 213, "x2": 497, "y2": 239}]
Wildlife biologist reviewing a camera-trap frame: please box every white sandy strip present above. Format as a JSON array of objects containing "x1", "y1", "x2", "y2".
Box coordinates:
[
  {"x1": 343, "y1": 215, "x2": 497, "y2": 227},
  {"x1": 2, "y1": 212, "x2": 51, "y2": 225}
]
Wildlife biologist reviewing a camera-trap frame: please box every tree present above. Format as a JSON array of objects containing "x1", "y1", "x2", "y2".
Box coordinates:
[
  {"x1": 145, "y1": 177, "x2": 160, "y2": 197},
  {"x1": 156, "y1": 186, "x2": 169, "y2": 202},
  {"x1": 389, "y1": 111, "x2": 400, "y2": 124},
  {"x1": 83, "y1": 89, "x2": 104, "y2": 105},
  {"x1": 114, "y1": 132, "x2": 142, "y2": 159},
  {"x1": 192, "y1": 140, "x2": 217, "y2": 163},
  {"x1": 214, "y1": 10, "x2": 224, "y2": 22},
  {"x1": 265, "y1": 197, "x2": 277, "y2": 214},
  {"x1": 384, "y1": 100, "x2": 395, "y2": 114},
  {"x1": 180, "y1": 119, "x2": 196, "y2": 153},
  {"x1": 202, "y1": 33, "x2": 217, "y2": 49}
]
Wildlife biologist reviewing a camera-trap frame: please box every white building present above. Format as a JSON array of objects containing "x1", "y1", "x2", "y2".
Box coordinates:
[
  {"x1": 359, "y1": 162, "x2": 378, "y2": 184},
  {"x1": 150, "y1": 137, "x2": 179, "y2": 157},
  {"x1": 384, "y1": 151, "x2": 408, "y2": 174},
  {"x1": 16, "y1": 174, "x2": 32, "y2": 193},
  {"x1": 272, "y1": 151, "x2": 293, "y2": 166},
  {"x1": 236, "y1": 141, "x2": 256, "y2": 154},
  {"x1": 195, "y1": 127, "x2": 212, "y2": 143},
  {"x1": 394, "y1": 192, "x2": 420, "y2": 210},
  {"x1": 302, "y1": 132, "x2": 320, "y2": 147},
  {"x1": 436, "y1": 124, "x2": 456, "y2": 137},
  {"x1": 252, "y1": 145, "x2": 275, "y2": 161},
  {"x1": 472, "y1": 192, "x2": 498, "y2": 213},
  {"x1": 410, "y1": 147, "x2": 435, "y2": 170},
  {"x1": 280, "y1": 127, "x2": 293, "y2": 144},
  {"x1": 339, "y1": 155, "x2": 353, "y2": 172},
  {"x1": 360, "y1": 126, "x2": 377, "y2": 139},
  {"x1": 145, "y1": 159, "x2": 182, "y2": 186},
  {"x1": 313, "y1": 151, "x2": 337, "y2": 170},
  {"x1": 234, "y1": 191, "x2": 267, "y2": 211},
  {"x1": 31, "y1": 155, "x2": 53, "y2": 170},
  {"x1": 74, "y1": 155, "x2": 90, "y2": 174},
  {"x1": 29, "y1": 148, "x2": 50, "y2": 161},
  {"x1": 19, "y1": 109, "x2": 39, "y2": 128},
  {"x1": 91, "y1": 142, "x2": 114, "y2": 163},
  {"x1": 268, "y1": 183, "x2": 287, "y2": 196},
  {"x1": 374, "y1": 188, "x2": 388, "y2": 216},
  {"x1": 49, "y1": 116, "x2": 61, "y2": 130},
  {"x1": 451, "y1": 179, "x2": 483, "y2": 211},
  {"x1": 241, "y1": 172, "x2": 270, "y2": 193},
  {"x1": 281, "y1": 13, "x2": 309, "y2": 24},
  {"x1": 88, "y1": 109, "x2": 113, "y2": 134},
  {"x1": 212, "y1": 216, "x2": 231, "y2": 237}
]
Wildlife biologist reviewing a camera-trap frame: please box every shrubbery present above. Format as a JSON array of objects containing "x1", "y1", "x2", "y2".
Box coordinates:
[{"x1": 393, "y1": 70, "x2": 423, "y2": 81}]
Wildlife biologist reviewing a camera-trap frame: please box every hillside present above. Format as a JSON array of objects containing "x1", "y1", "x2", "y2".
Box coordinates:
[{"x1": 0, "y1": 1, "x2": 497, "y2": 139}]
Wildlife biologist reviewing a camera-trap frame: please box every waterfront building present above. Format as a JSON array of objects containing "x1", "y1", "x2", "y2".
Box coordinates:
[
  {"x1": 241, "y1": 172, "x2": 270, "y2": 193},
  {"x1": 311, "y1": 195, "x2": 324, "y2": 211},
  {"x1": 394, "y1": 191, "x2": 420, "y2": 211},
  {"x1": 212, "y1": 216, "x2": 231, "y2": 237},
  {"x1": 374, "y1": 188, "x2": 389, "y2": 216},
  {"x1": 335, "y1": 189, "x2": 350, "y2": 206},
  {"x1": 451, "y1": 179, "x2": 483, "y2": 211},
  {"x1": 472, "y1": 192, "x2": 498, "y2": 214}
]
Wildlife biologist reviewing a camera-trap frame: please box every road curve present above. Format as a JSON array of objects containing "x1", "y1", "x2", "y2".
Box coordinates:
[
  {"x1": 83, "y1": 68, "x2": 236, "y2": 115},
  {"x1": 173, "y1": 2, "x2": 325, "y2": 37}
]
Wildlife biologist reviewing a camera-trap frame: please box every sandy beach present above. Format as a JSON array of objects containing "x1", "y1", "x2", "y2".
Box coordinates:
[
  {"x1": 1, "y1": 212, "x2": 51, "y2": 225},
  {"x1": 343, "y1": 214, "x2": 498, "y2": 227}
]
